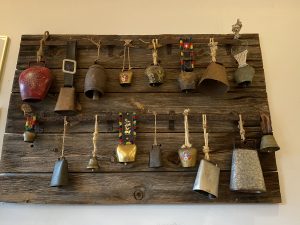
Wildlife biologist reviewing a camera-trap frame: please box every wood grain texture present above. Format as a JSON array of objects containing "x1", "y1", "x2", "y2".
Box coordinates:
[{"x1": 0, "y1": 33, "x2": 281, "y2": 204}]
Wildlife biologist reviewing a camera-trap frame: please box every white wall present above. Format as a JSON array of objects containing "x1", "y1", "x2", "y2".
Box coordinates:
[{"x1": 0, "y1": 0, "x2": 299, "y2": 224}]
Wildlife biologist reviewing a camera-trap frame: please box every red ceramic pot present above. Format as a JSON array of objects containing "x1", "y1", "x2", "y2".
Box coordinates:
[{"x1": 19, "y1": 62, "x2": 53, "y2": 102}]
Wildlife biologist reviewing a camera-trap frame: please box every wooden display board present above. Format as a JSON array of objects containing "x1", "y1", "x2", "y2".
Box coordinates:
[{"x1": 0, "y1": 34, "x2": 281, "y2": 204}]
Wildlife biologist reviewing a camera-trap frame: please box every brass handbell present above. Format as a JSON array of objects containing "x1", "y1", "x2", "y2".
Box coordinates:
[
  {"x1": 178, "y1": 109, "x2": 197, "y2": 167},
  {"x1": 149, "y1": 112, "x2": 162, "y2": 168}
]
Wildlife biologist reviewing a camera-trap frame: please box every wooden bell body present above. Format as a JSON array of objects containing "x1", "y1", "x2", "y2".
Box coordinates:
[{"x1": 178, "y1": 146, "x2": 197, "y2": 167}]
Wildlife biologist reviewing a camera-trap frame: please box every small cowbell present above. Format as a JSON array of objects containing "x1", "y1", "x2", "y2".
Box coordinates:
[
  {"x1": 233, "y1": 50, "x2": 255, "y2": 87},
  {"x1": 149, "y1": 144, "x2": 162, "y2": 168},
  {"x1": 119, "y1": 69, "x2": 133, "y2": 87},
  {"x1": 193, "y1": 159, "x2": 220, "y2": 199},
  {"x1": 198, "y1": 62, "x2": 229, "y2": 96},
  {"x1": 54, "y1": 87, "x2": 76, "y2": 116},
  {"x1": 145, "y1": 65, "x2": 165, "y2": 86},
  {"x1": 50, "y1": 157, "x2": 69, "y2": 187},
  {"x1": 86, "y1": 156, "x2": 100, "y2": 171},
  {"x1": 84, "y1": 63, "x2": 107, "y2": 99},
  {"x1": 23, "y1": 131, "x2": 36, "y2": 143},
  {"x1": 116, "y1": 144, "x2": 137, "y2": 164},
  {"x1": 178, "y1": 72, "x2": 198, "y2": 92}
]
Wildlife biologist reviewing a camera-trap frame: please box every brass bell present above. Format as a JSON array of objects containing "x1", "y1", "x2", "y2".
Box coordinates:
[
  {"x1": 116, "y1": 143, "x2": 137, "y2": 164},
  {"x1": 54, "y1": 87, "x2": 76, "y2": 116},
  {"x1": 119, "y1": 69, "x2": 133, "y2": 86},
  {"x1": 193, "y1": 159, "x2": 220, "y2": 199},
  {"x1": 23, "y1": 131, "x2": 36, "y2": 143},
  {"x1": 84, "y1": 63, "x2": 107, "y2": 100},
  {"x1": 198, "y1": 62, "x2": 229, "y2": 96},
  {"x1": 178, "y1": 71, "x2": 198, "y2": 92},
  {"x1": 50, "y1": 157, "x2": 69, "y2": 187},
  {"x1": 86, "y1": 156, "x2": 100, "y2": 171},
  {"x1": 145, "y1": 65, "x2": 165, "y2": 86}
]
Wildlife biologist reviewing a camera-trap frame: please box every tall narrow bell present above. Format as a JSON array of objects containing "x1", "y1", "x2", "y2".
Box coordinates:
[
  {"x1": 260, "y1": 134, "x2": 280, "y2": 152},
  {"x1": 234, "y1": 65, "x2": 255, "y2": 87},
  {"x1": 54, "y1": 87, "x2": 76, "y2": 115},
  {"x1": 193, "y1": 159, "x2": 220, "y2": 199},
  {"x1": 86, "y1": 156, "x2": 100, "y2": 171},
  {"x1": 116, "y1": 144, "x2": 137, "y2": 163},
  {"x1": 50, "y1": 157, "x2": 69, "y2": 187},
  {"x1": 178, "y1": 72, "x2": 198, "y2": 92},
  {"x1": 230, "y1": 148, "x2": 266, "y2": 193},
  {"x1": 198, "y1": 62, "x2": 229, "y2": 96},
  {"x1": 149, "y1": 144, "x2": 162, "y2": 168},
  {"x1": 84, "y1": 63, "x2": 107, "y2": 99},
  {"x1": 178, "y1": 146, "x2": 197, "y2": 167}
]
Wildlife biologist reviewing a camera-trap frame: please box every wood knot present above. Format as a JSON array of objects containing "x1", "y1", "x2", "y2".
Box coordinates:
[{"x1": 134, "y1": 190, "x2": 144, "y2": 200}]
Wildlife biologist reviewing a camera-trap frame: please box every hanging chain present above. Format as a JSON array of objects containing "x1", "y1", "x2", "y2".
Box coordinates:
[
  {"x1": 36, "y1": 31, "x2": 49, "y2": 63},
  {"x1": 238, "y1": 114, "x2": 246, "y2": 142},
  {"x1": 202, "y1": 114, "x2": 210, "y2": 161},
  {"x1": 61, "y1": 116, "x2": 68, "y2": 158},
  {"x1": 92, "y1": 114, "x2": 99, "y2": 157}
]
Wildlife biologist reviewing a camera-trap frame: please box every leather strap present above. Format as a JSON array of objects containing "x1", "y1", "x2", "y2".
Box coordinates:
[{"x1": 64, "y1": 41, "x2": 77, "y2": 87}]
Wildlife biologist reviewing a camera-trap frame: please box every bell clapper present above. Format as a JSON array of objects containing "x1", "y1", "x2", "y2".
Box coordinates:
[{"x1": 92, "y1": 91, "x2": 99, "y2": 100}]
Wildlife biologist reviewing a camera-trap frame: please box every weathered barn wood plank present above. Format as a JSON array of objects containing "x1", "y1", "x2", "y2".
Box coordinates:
[
  {"x1": 0, "y1": 171, "x2": 281, "y2": 204},
  {"x1": 0, "y1": 133, "x2": 276, "y2": 173}
]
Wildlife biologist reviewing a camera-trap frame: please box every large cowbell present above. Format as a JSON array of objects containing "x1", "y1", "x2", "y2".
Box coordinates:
[
  {"x1": 198, "y1": 62, "x2": 229, "y2": 96},
  {"x1": 54, "y1": 87, "x2": 76, "y2": 115},
  {"x1": 50, "y1": 157, "x2": 69, "y2": 187},
  {"x1": 193, "y1": 159, "x2": 220, "y2": 199},
  {"x1": 230, "y1": 148, "x2": 266, "y2": 193},
  {"x1": 84, "y1": 63, "x2": 107, "y2": 99}
]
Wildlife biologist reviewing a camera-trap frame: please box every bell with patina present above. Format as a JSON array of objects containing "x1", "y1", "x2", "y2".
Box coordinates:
[
  {"x1": 19, "y1": 62, "x2": 53, "y2": 102},
  {"x1": 86, "y1": 156, "x2": 100, "y2": 171},
  {"x1": 84, "y1": 63, "x2": 107, "y2": 100},
  {"x1": 178, "y1": 71, "x2": 198, "y2": 92},
  {"x1": 54, "y1": 87, "x2": 76, "y2": 116},
  {"x1": 50, "y1": 157, "x2": 69, "y2": 187},
  {"x1": 145, "y1": 65, "x2": 165, "y2": 86},
  {"x1": 260, "y1": 134, "x2": 280, "y2": 152},
  {"x1": 198, "y1": 62, "x2": 229, "y2": 96},
  {"x1": 234, "y1": 65, "x2": 255, "y2": 87}
]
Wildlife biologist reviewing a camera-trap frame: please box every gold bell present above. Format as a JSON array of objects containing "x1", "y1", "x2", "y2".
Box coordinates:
[
  {"x1": 86, "y1": 156, "x2": 100, "y2": 171},
  {"x1": 119, "y1": 69, "x2": 133, "y2": 86},
  {"x1": 116, "y1": 144, "x2": 137, "y2": 164}
]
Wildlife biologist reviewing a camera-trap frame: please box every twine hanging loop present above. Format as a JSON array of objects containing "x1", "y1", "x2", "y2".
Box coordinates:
[
  {"x1": 122, "y1": 39, "x2": 132, "y2": 71},
  {"x1": 238, "y1": 114, "x2": 246, "y2": 142},
  {"x1": 202, "y1": 114, "x2": 210, "y2": 161},
  {"x1": 182, "y1": 109, "x2": 192, "y2": 148},
  {"x1": 92, "y1": 115, "x2": 99, "y2": 157},
  {"x1": 61, "y1": 116, "x2": 68, "y2": 158},
  {"x1": 208, "y1": 38, "x2": 218, "y2": 63},
  {"x1": 37, "y1": 31, "x2": 49, "y2": 63}
]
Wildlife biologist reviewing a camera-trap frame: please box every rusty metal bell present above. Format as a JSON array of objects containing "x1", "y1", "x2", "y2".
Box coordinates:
[
  {"x1": 234, "y1": 65, "x2": 255, "y2": 87},
  {"x1": 54, "y1": 87, "x2": 76, "y2": 115},
  {"x1": 84, "y1": 63, "x2": 107, "y2": 99},
  {"x1": 193, "y1": 159, "x2": 220, "y2": 199},
  {"x1": 145, "y1": 65, "x2": 165, "y2": 86},
  {"x1": 230, "y1": 148, "x2": 266, "y2": 193},
  {"x1": 149, "y1": 144, "x2": 162, "y2": 168},
  {"x1": 178, "y1": 71, "x2": 198, "y2": 92},
  {"x1": 86, "y1": 156, "x2": 100, "y2": 171},
  {"x1": 198, "y1": 62, "x2": 229, "y2": 96},
  {"x1": 23, "y1": 131, "x2": 36, "y2": 143},
  {"x1": 50, "y1": 157, "x2": 69, "y2": 187},
  {"x1": 260, "y1": 134, "x2": 280, "y2": 152}
]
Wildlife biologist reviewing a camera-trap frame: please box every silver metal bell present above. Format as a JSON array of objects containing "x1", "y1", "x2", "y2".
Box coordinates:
[
  {"x1": 193, "y1": 159, "x2": 220, "y2": 199},
  {"x1": 50, "y1": 157, "x2": 69, "y2": 187},
  {"x1": 149, "y1": 144, "x2": 162, "y2": 168},
  {"x1": 230, "y1": 148, "x2": 266, "y2": 193},
  {"x1": 260, "y1": 134, "x2": 280, "y2": 152}
]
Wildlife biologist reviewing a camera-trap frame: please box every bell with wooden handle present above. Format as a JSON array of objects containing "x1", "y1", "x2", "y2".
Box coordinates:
[
  {"x1": 149, "y1": 112, "x2": 162, "y2": 168},
  {"x1": 178, "y1": 109, "x2": 197, "y2": 167},
  {"x1": 54, "y1": 87, "x2": 76, "y2": 116},
  {"x1": 259, "y1": 112, "x2": 280, "y2": 152},
  {"x1": 198, "y1": 38, "x2": 229, "y2": 96},
  {"x1": 230, "y1": 115, "x2": 266, "y2": 193},
  {"x1": 193, "y1": 114, "x2": 220, "y2": 199},
  {"x1": 87, "y1": 115, "x2": 100, "y2": 171}
]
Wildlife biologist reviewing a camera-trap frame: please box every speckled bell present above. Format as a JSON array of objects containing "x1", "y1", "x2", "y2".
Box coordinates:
[
  {"x1": 260, "y1": 135, "x2": 280, "y2": 152},
  {"x1": 198, "y1": 62, "x2": 229, "y2": 96},
  {"x1": 145, "y1": 65, "x2": 165, "y2": 86},
  {"x1": 234, "y1": 65, "x2": 255, "y2": 87},
  {"x1": 84, "y1": 63, "x2": 107, "y2": 99},
  {"x1": 50, "y1": 157, "x2": 69, "y2": 187},
  {"x1": 86, "y1": 156, "x2": 100, "y2": 171},
  {"x1": 230, "y1": 148, "x2": 266, "y2": 193},
  {"x1": 178, "y1": 72, "x2": 198, "y2": 92},
  {"x1": 119, "y1": 69, "x2": 133, "y2": 86},
  {"x1": 193, "y1": 159, "x2": 220, "y2": 199}
]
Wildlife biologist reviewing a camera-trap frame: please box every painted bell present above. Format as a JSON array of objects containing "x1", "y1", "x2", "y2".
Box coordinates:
[
  {"x1": 230, "y1": 148, "x2": 266, "y2": 193},
  {"x1": 178, "y1": 146, "x2": 197, "y2": 167},
  {"x1": 178, "y1": 71, "x2": 198, "y2": 92},
  {"x1": 193, "y1": 159, "x2": 220, "y2": 199},
  {"x1": 54, "y1": 87, "x2": 76, "y2": 115},
  {"x1": 260, "y1": 134, "x2": 280, "y2": 152},
  {"x1": 198, "y1": 62, "x2": 229, "y2": 96},
  {"x1": 50, "y1": 157, "x2": 69, "y2": 187},
  {"x1": 119, "y1": 69, "x2": 133, "y2": 86},
  {"x1": 145, "y1": 65, "x2": 165, "y2": 86},
  {"x1": 116, "y1": 144, "x2": 137, "y2": 164},
  {"x1": 84, "y1": 63, "x2": 107, "y2": 99},
  {"x1": 19, "y1": 63, "x2": 53, "y2": 102},
  {"x1": 86, "y1": 156, "x2": 100, "y2": 171},
  {"x1": 149, "y1": 144, "x2": 162, "y2": 168},
  {"x1": 234, "y1": 65, "x2": 255, "y2": 87}
]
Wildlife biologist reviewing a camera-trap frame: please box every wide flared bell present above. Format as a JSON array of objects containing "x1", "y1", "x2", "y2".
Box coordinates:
[
  {"x1": 50, "y1": 157, "x2": 69, "y2": 187},
  {"x1": 193, "y1": 159, "x2": 220, "y2": 199},
  {"x1": 260, "y1": 134, "x2": 280, "y2": 152},
  {"x1": 230, "y1": 148, "x2": 266, "y2": 193},
  {"x1": 198, "y1": 62, "x2": 229, "y2": 96},
  {"x1": 145, "y1": 65, "x2": 165, "y2": 86},
  {"x1": 234, "y1": 65, "x2": 255, "y2": 87},
  {"x1": 116, "y1": 144, "x2": 137, "y2": 163},
  {"x1": 84, "y1": 64, "x2": 107, "y2": 99},
  {"x1": 23, "y1": 131, "x2": 36, "y2": 143},
  {"x1": 54, "y1": 87, "x2": 76, "y2": 116},
  {"x1": 178, "y1": 146, "x2": 197, "y2": 167},
  {"x1": 149, "y1": 144, "x2": 162, "y2": 168},
  {"x1": 119, "y1": 69, "x2": 133, "y2": 86},
  {"x1": 86, "y1": 156, "x2": 100, "y2": 171},
  {"x1": 178, "y1": 71, "x2": 198, "y2": 92}
]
